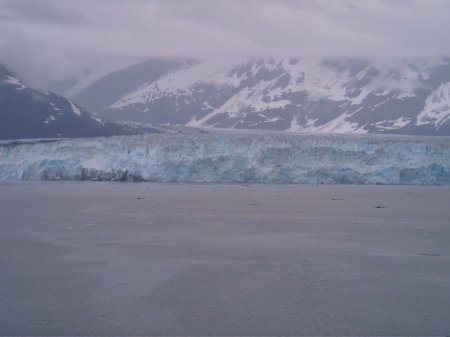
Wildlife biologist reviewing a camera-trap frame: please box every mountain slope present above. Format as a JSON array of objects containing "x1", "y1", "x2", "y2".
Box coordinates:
[
  {"x1": 72, "y1": 58, "x2": 188, "y2": 112},
  {"x1": 0, "y1": 65, "x2": 132, "y2": 140},
  {"x1": 73, "y1": 57, "x2": 450, "y2": 135}
]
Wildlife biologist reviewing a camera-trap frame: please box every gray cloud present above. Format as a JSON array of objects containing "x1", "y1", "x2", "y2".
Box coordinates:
[{"x1": 1, "y1": 0, "x2": 449, "y2": 92}]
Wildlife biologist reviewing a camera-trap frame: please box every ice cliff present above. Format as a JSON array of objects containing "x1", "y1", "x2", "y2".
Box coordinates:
[{"x1": 0, "y1": 131, "x2": 449, "y2": 185}]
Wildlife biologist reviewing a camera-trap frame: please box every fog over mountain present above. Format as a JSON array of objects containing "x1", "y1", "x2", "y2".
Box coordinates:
[
  {"x1": 1, "y1": 0, "x2": 449, "y2": 94},
  {"x1": 0, "y1": 64, "x2": 132, "y2": 140},
  {"x1": 1, "y1": 0, "x2": 450, "y2": 137}
]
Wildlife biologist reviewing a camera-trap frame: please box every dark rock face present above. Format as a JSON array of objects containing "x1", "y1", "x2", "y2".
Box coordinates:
[
  {"x1": 0, "y1": 65, "x2": 132, "y2": 140},
  {"x1": 73, "y1": 57, "x2": 450, "y2": 135}
]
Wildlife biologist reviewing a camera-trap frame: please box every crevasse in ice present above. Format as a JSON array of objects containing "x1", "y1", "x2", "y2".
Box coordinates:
[{"x1": 0, "y1": 132, "x2": 449, "y2": 185}]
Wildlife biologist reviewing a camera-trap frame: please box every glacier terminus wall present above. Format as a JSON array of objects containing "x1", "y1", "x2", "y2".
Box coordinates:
[{"x1": 1, "y1": 131, "x2": 449, "y2": 185}]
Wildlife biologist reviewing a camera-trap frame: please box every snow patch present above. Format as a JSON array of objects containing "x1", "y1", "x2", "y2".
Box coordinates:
[
  {"x1": 397, "y1": 91, "x2": 416, "y2": 100},
  {"x1": 373, "y1": 117, "x2": 411, "y2": 130},
  {"x1": 50, "y1": 103, "x2": 61, "y2": 111},
  {"x1": 416, "y1": 82, "x2": 450, "y2": 128},
  {"x1": 68, "y1": 99, "x2": 82, "y2": 116},
  {"x1": 2, "y1": 75, "x2": 26, "y2": 90},
  {"x1": 43, "y1": 115, "x2": 56, "y2": 124},
  {"x1": 90, "y1": 116, "x2": 105, "y2": 125},
  {"x1": 258, "y1": 114, "x2": 282, "y2": 123},
  {"x1": 289, "y1": 113, "x2": 367, "y2": 134}
]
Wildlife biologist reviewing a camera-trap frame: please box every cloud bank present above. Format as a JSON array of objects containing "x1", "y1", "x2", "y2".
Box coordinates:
[{"x1": 1, "y1": 0, "x2": 449, "y2": 91}]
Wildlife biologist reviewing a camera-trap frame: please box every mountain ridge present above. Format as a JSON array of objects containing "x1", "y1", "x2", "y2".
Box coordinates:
[
  {"x1": 72, "y1": 57, "x2": 450, "y2": 136},
  {"x1": 0, "y1": 64, "x2": 133, "y2": 140}
]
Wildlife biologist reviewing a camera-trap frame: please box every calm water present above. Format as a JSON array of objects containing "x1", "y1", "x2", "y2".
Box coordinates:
[{"x1": 1, "y1": 182, "x2": 449, "y2": 335}]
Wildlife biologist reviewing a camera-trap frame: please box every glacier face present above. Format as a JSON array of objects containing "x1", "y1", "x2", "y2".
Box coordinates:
[{"x1": 1, "y1": 132, "x2": 449, "y2": 185}]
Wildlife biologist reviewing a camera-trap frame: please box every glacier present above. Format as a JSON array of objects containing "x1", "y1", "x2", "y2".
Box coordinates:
[{"x1": 0, "y1": 131, "x2": 449, "y2": 185}]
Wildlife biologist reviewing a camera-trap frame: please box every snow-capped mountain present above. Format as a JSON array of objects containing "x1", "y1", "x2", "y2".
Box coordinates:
[
  {"x1": 0, "y1": 64, "x2": 132, "y2": 140},
  {"x1": 73, "y1": 57, "x2": 450, "y2": 135}
]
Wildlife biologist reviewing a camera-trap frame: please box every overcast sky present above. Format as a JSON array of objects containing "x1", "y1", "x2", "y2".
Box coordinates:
[{"x1": 1, "y1": 0, "x2": 450, "y2": 92}]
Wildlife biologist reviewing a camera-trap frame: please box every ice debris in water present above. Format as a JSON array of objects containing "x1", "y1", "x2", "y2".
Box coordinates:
[{"x1": 0, "y1": 131, "x2": 449, "y2": 185}]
